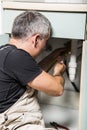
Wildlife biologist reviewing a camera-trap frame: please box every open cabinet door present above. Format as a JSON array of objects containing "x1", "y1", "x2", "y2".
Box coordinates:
[{"x1": 79, "y1": 40, "x2": 87, "y2": 130}]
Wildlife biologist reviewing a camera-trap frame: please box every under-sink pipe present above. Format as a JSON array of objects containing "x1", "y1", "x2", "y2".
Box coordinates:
[
  {"x1": 0, "y1": 0, "x2": 3, "y2": 34},
  {"x1": 68, "y1": 40, "x2": 77, "y2": 82}
]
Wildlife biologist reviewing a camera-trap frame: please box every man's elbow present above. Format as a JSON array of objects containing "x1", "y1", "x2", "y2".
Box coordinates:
[
  {"x1": 53, "y1": 76, "x2": 64, "y2": 96},
  {"x1": 52, "y1": 86, "x2": 64, "y2": 97},
  {"x1": 56, "y1": 85, "x2": 64, "y2": 96},
  {"x1": 58, "y1": 89, "x2": 63, "y2": 96}
]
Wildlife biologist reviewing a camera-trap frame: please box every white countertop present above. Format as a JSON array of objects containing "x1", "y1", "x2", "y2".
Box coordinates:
[{"x1": 2, "y1": 1, "x2": 87, "y2": 12}]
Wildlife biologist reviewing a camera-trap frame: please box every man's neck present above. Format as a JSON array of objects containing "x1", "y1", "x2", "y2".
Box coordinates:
[{"x1": 9, "y1": 38, "x2": 35, "y2": 57}]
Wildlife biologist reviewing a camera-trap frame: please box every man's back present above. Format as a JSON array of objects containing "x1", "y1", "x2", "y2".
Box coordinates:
[{"x1": 0, "y1": 44, "x2": 26, "y2": 113}]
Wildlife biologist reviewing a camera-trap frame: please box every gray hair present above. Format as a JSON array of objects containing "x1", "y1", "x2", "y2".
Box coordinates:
[{"x1": 11, "y1": 11, "x2": 51, "y2": 39}]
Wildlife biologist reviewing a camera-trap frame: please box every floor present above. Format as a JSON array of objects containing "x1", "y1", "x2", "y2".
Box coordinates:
[{"x1": 40, "y1": 103, "x2": 79, "y2": 130}]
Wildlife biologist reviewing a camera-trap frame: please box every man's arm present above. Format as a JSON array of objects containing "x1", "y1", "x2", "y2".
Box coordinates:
[
  {"x1": 28, "y1": 70, "x2": 64, "y2": 96},
  {"x1": 27, "y1": 48, "x2": 66, "y2": 96},
  {"x1": 28, "y1": 62, "x2": 66, "y2": 96}
]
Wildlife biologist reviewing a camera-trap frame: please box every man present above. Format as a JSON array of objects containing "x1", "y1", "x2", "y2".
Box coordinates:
[{"x1": 0, "y1": 11, "x2": 66, "y2": 130}]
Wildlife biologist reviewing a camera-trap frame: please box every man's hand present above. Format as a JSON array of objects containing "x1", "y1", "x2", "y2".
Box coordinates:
[{"x1": 53, "y1": 62, "x2": 66, "y2": 76}]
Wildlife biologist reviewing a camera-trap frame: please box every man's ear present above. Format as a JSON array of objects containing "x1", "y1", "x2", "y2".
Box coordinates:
[{"x1": 33, "y1": 34, "x2": 41, "y2": 48}]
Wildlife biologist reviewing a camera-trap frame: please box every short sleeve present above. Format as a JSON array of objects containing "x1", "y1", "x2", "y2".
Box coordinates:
[{"x1": 4, "y1": 49, "x2": 42, "y2": 86}]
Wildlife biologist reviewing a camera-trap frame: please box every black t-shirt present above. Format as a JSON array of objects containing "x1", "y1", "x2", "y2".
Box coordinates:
[{"x1": 0, "y1": 44, "x2": 42, "y2": 113}]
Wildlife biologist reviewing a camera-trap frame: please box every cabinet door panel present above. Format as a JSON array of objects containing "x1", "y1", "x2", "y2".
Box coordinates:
[{"x1": 3, "y1": 10, "x2": 86, "y2": 39}]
